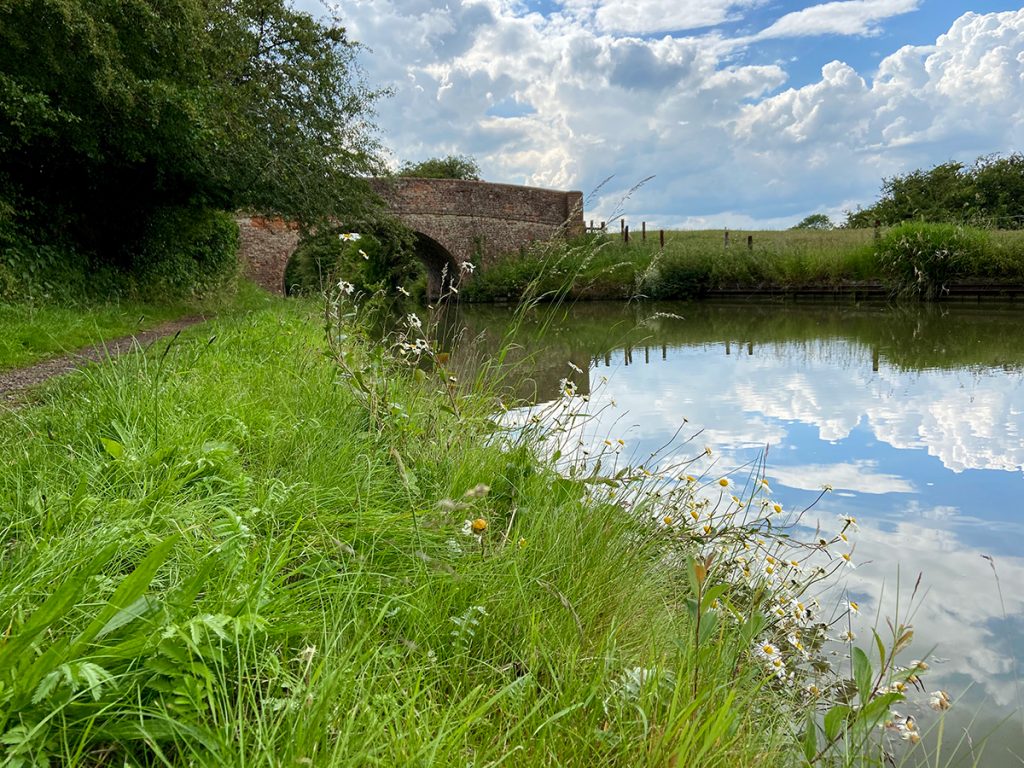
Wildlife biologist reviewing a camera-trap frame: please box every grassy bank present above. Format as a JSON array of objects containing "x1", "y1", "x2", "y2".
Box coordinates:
[
  {"x1": 461, "y1": 225, "x2": 1024, "y2": 302},
  {"x1": 0, "y1": 282, "x2": 269, "y2": 371},
  {"x1": 0, "y1": 289, "x2": 940, "y2": 766}
]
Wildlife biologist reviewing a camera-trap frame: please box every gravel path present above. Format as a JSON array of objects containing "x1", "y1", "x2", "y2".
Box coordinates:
[{"x1": 0, "y1": 315, "x2": 208, "y2": 406}]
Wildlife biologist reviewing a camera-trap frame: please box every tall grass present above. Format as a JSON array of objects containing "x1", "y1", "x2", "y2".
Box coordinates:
[
  {"x1": 0, "y1": 282, "x2": 271, "y2": 372},
  {"x1": 0, "y1": 280, "x2": 955, "y2": 766},
  {"x1": 460, "y1": 227, "x2": 1024, "y2": 303}
]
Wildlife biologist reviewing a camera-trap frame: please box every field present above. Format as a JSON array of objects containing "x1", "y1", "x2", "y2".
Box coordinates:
[{"x1": 460, "y1": 224, "x2": 1024, "y2": 302}]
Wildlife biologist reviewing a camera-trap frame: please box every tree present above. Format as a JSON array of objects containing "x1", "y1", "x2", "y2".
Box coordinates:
[
  {"x1": 0, "y1": 0, "x2": 385, "y2": 268},
  {"x1": 398, "y1": 154, "x2": 481, "y2": 180},
  {"x1": 791, "y1": 214, "x2": 834, "y2": 230},
  {"x1": 844, "y1": 155, "x2": 1024, "y2": 229}
]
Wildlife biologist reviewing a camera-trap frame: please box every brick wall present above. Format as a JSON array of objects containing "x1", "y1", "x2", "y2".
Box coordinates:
[{"x1": 235, "y1": 180, "x2": 585, "y2": 295}]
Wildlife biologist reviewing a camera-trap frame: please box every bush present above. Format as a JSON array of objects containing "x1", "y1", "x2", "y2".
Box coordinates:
[
  {"x1": 878, "y1": 222, "x2": 990, "y2": 297},
  {"x1": 133, "y1": 208, "x2": 240, "y2": 300},
  {"x1": 284, "y1": 219, "x2": 417, "y2": 297}
]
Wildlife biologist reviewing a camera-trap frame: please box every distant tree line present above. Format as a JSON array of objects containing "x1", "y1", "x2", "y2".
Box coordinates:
[{"x1": 845, "y1": 153, "x2": 1024, "y2": 229}]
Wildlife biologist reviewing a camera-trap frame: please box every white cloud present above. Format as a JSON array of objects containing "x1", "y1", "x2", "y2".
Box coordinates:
[
  {"x1": 294, "y1": 1, "x2": 1024, "y2": 227},
  {"x1": 769, "y1": 460, "x2": 915, "y2": 494},
  {"x1": 752, "y1": 0, "x2": 920, "y2": 41},
  {"x1": 590, "y1": 0, "x2": 753, "y2": 34}
]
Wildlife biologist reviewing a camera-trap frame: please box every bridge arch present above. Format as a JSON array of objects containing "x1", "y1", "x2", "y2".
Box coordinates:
[{"x1": 411, "y1": 231, "x2": 461, "y2": 300}]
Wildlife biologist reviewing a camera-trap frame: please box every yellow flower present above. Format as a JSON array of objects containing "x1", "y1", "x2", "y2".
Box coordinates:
[
  {"x1": 471, "y1": 518, "x2": 488, "y2": 535},
  {"x1": 718, "y1": 478, "x2": 730, "y2": 488}
]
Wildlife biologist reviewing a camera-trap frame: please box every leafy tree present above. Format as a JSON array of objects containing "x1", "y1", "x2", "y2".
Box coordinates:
[
  {"x1": 791, "y1": 214, "x2": 834, "y2": 230},
  {"x1": 0, "y1": 0, "x2": 385, "y2": 273},
  {"x1": 845, "y1": 154, "x2": 1024, "y2": 229},
  {"x1": 398, "y1": 154, "x2": 481, "y2": 180}
]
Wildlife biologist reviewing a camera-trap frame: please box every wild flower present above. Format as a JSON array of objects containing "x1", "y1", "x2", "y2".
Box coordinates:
[
  {"x1": 847, "y1": 599, "x2": 860, "y2": 615},
  {"x1": 559, "y1": 378, "x2": 578, "y2": 398},
  {"x1": 359, "y1": 249, "x2": 369, "y2": 259},
  {"x1": 837, "y1": 629, "x2": 856, "y2": 642},
  {"x1": 337, "y1": 280, "x2": 355, "y2": 295},
  {"x1": 718, "y1": 477, "x2": 730, "y2": 488},
  {"x1": 406, "y1": 313, "x2": 422, "y2": 330},
  {"x1": 840, "y1": 551, "x2": 856, "y2": 568},
  {"x1": 460, "y1": 261, "x2": 476, "y2": 273},
  {"x1": 471, "y1": 518, "x2": 488, "y2": 535},
  {"x1": 339, "y1": 232, "x2": 361, "y2": 241},
  {"x1": 396, "y1": 285, "x2": 411, "y2": 297},
  {"x1": 568, "y1": 361, "x2": 583, "y2": 374},
  {"x1": 929, "y1": 690, "x2": 952, "y2": 711}
]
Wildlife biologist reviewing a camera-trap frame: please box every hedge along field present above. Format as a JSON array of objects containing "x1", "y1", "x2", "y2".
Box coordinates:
[
  {"x1": 0, "y1": 283, "x2": 953, "y2": 767},
  {"x1": 459, "y1": 224, "x2": 1024, "y2": 302}
]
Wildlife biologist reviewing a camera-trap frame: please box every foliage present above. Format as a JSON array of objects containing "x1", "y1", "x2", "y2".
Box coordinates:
[
  {"x1": 792, "y1": 214, "x2": 835, "y2": 230},
  {"x1": 133, "y1": 208, "x2": 240, "y2": 300},
  {"x1": 397, "y1": 154, "x2": 482, "y2": 180},
  {"x1": 284, "y1": 218, "x2": 417, "y2": 297},
  {"x1": 877, "y1": 222, "x2": 990, "y2": 298},
  {"x1": 0, "y1": 0, "x2": 384, "y2": 293},
  {"x1": 846, "y1": 153, "x2": 1024, "y2": 229}
]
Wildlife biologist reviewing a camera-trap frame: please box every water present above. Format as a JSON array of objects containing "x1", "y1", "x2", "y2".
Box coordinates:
[{"x1": 451, "y1": 299, "x2": 1024, "y2": 766}]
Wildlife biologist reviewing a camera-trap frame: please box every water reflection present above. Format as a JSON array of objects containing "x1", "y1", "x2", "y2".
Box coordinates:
[{"x1": 447, "y1": 299, "x2": 1024, "y2": 765}]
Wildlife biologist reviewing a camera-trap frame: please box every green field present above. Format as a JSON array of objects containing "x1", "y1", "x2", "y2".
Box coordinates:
[{"x1": 460, "y1": 225, "x2": 1024, "y2": 302}]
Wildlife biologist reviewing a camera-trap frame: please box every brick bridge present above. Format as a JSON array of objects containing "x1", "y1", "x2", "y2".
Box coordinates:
[{"x1": 236, "y1": 178, "x2": 584, "y2": 297}]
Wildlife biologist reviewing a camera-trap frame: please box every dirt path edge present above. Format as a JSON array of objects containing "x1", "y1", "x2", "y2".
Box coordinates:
[{"x1": 0, "y1": 315, "x2": 208, "y2": 405}]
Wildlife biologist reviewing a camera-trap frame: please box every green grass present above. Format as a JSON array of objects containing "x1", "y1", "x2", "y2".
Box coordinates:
[
  {"x1": 0, "y1": 284, "x2": 956, "y2": 766},
  {"x1": 460, "y1": 227, "x2": 1024, "y2": 302},
  {"x1": 0, "y1": 293, "x2": 820, "y2": 766},
  {"x1": 0, "y1": 281, "x2": 270, "y2": 371}
]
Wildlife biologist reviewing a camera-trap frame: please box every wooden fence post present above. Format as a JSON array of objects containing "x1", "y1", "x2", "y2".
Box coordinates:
[
  {"x1": 624, "y1": 225, "x2": 629, "y2": 244},
  {"x1": 724, "y1": 229, "x2": 730, "y2": 248},
  {"x1": 659, "y1": 229, "x2": 665, "y2": 250},
  {"x1": 642, "y1": 221, "x2": 646, "y2": 242},
  {"x1": 747, "y1": 234, "x2": 753, "y2": 252}
]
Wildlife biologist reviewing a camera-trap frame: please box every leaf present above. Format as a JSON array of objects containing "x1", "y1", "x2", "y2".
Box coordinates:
[
  {"x1": 853, "y1": 646, "x2": 872, "y2": 704},
  {"x1": 701, "y1": 584, "x2": 729, "y2": 612},
  {"x1": 824, "y1": 704, "x2": 850, "y2": 741},
  {"x1": 893, "y1": 628, "x2": 915, "y2": 656},
  {"x1": 100, "y1": 437, "x2": 124, "y2": 460},
  {"x1": 69, "y1": 536, "x2": 178, "y2": 655},
  {"x1": 873, "y1": 629, "x2": 886, "y2": 668},
  {"x1": 802, "y1": 709, "x2": 818, "y2": 764}
]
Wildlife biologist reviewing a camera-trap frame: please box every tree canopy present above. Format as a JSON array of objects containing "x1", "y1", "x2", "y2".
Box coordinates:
[
  {"x1": 845, "y1": 153, "x2": 1024, "y2": 229},
  {"x1": 397, "y1": 155, "x2": 481, "y2": 180},
  {"x1": 791, "y1": 214, "x2": 834, "y2": 230},
  {"x1": 0, "y1": 0, "x2": 385, "y2": 268}
]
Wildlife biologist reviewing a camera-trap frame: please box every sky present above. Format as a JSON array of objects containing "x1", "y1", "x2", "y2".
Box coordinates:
[{"x1": 301, "y1": 0, "x2": 1024, "y2": 228}]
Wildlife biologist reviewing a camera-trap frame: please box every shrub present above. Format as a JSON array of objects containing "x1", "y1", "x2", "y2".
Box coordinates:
[
  {"x1": 133, "y1": 208, "x2": 240, "y2": 300},
  {"x1": 877, "y1": 221, "x2": 990, "y2": 297},
  {"x1": 284, "y1": 219, "x2": 417, "y2": 297}
]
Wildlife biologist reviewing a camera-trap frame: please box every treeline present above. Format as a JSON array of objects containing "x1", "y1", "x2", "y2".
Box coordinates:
[
  {"x1": 846, "y1": 153, "x2": 1024, "y2": 229},
  {"x1": 0, "y1": 0, "x2": 384, "y2": 301}
]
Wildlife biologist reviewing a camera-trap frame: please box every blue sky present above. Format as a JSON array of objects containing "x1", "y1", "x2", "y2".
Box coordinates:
[{"x1": 301, "y1": 0, "x2": 1024, "y2": 228}]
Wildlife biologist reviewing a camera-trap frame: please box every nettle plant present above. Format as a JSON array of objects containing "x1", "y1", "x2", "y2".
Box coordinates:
[{"x1": 504, "y1": 384, "x2": 953, "y2": 766}]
